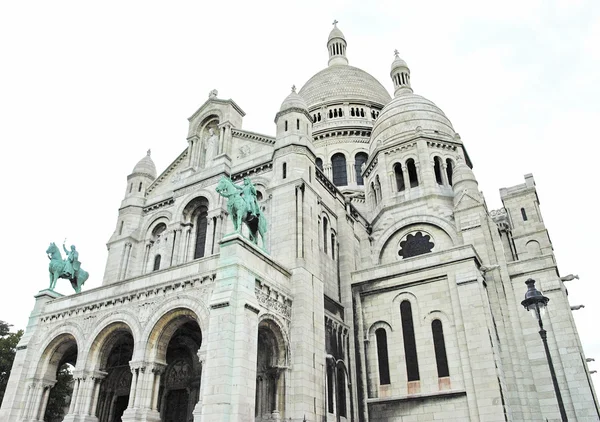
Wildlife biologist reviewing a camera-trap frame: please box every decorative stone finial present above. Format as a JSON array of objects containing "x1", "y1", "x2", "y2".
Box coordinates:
[
  {"x1": 147, "y1": 149, "x2": 151, "y2": 156},
  {"x1": 332, "y1": 19, "x2": 338, "y2": 26},
  {"x1": 291, "y1": 85, "x2": 296, "y2": 93},
  {"x1": 208, "y1": 89, "x2": 218, "y2": 99},
  {"x1": 394, "y1": 49, "x2": 399, "y2": 58}
]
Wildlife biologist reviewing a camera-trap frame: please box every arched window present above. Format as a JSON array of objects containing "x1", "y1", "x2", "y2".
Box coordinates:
[
  {"x1": 400, "y1": 301, "x2": 420, "y2": 381},
  {"x1": 323, "y1": 217, "x2": 328, "y2": 254},
  {"x1": 194, "y1": 207, "x2": 208, "y2": 259},
  {"x1": 354, "y1": 152, "x2": 368, "y2": 186},
  {"x1": 338, "y1": 108, "x2": 343, "y2": 117},
  {"x1": 327, "y1": 365, "x2": 334, "y2": 413},
  {"x1": 406, "y1": 159, "x2": 419, "y2": 187},
  {"x1": 434, "y1": 157, "x2": 443, "y2": 185},
  {"x1": 316, "y1": 158, "x2": 323, "y2": 171},
  {"x1": 283, "y1": 163, "x2": 287, "y2": 179},
  {"x1": 446, "y1": 159, "x2": 454, "y2": 186},
  {"x1": 521, "y1": 207, "x2": 528, "y2": 221},
  {"x1": 318, "y1": 112, "x2": 321, "y2": 122},
  {"x1": 351, "y1": 108, "x2": 355, "y2": 117},
  {"x1": 337, "y1": 366, "x2": 347, "y2": 417},
  {"x1": 432, "y1": 320, "x2": 449, "y2": 378},
  {"x1": 331, "y1": 153, "x2": 347, "y2": 186},
  {"x1": 329, "y1": 110, "x2": 333, "y2": 119},
  {"x1": 138, "y1": 182, "x2": 143, "y2": 192},
  {"x1": 375, "y1": 328, "x2": 391, "y2": 385},
  {"x1": 153, "y1": 254, "x2": 161, "y2": 271},
  {"x1": 331, "y1": 233, "x2": 336, "y2": 259},
  {"x1": 285, "y1": 120, "x2": 288, "y2": 131},
  {"x1": 360, "y1": 108, "x2": 365, "y2": 117},
  {"x1": 394, "y1": 163, "x2": 405, "y2": 191},
  {"x1": 296, "y1": 118, "x2": 300, "y2": 130}
]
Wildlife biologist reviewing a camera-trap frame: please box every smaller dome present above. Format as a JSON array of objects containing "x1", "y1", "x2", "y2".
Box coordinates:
[
  {"x1": 391, "y1": 52, "x2": 408, "y2": 71},
  {"x1": 132, "y1": 149, "x2": 157, "y2": 179},
  {"x1": 452, "y1": 158, "x2": 477, "y2": 186},
  {"x1": 280, "y1": 85, "x2": 308, "y2": 112},
  {"x1": 370, "y1": 93, "x2": 455, "y2": 153},
  {"x1": 328, "y1": 22, "x2": 345, "y2": 42}
]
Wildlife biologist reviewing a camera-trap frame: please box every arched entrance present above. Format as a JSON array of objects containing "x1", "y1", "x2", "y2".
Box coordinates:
[
  {"x1": 147, "y1": 308, "x2": 202, "y2": 422},
  {"x1": 95, "y1": 324, "x2": 134, "y2": 422},
  {"x1": 255, "y1": 319, "x2": 287, "y2": 421},
  {"x1": 28, "y1": 333, "x2": 78, "y2": 422}
]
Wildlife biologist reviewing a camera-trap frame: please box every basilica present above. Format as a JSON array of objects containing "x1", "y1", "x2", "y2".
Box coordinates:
[{"x1": 1, "y1": 24, "x2": 598, "y2": 422}]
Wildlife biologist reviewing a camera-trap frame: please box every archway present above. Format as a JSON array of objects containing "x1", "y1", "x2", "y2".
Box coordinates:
[
  {"x1": 95, "y1": 324, "x2": 134, "y2": 422},
  {"x1": 33, "y1": 333, "x2": 78, "y2": 422},
  {"x1": 147, "y1": 308, "x2": 202, "y2": 422},
  {"x1": 255, "y1": 319, "x2": 287, "y2": 421}
]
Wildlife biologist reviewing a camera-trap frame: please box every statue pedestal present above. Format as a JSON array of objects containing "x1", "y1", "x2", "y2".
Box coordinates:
[{"x1": 35, "y1": 289, "x2": 63, "y2": 300}]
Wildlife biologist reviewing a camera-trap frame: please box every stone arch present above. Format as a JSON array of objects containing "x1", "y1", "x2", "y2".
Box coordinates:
[
  {"x1": 191, "y1": 112, "x2": 223, "y2": 137},
  {"x1": 141, "y1": 212, "x2": 173, "y2": 239},
  {"x1": 34, "y1": 332, "x2": 79, "y2": 382},
  {"x1": 32, "y1": 322, "x2": 85, "y2": 376},
  {"x1": 392, "y1": 291, "x2": 422, "y2": 326},
  {"x1": 86, "y1": 322, "x2": 135, "y2": 372},
  {"x1": 258, "y1": 313, "x2": 290, "y2": 366},
  {"x1": 145, "y1": 307, "x2": 203, "y2": 364},
  {"x1": 82, "y1": 311, "x2": 141, "y2": 365},
  {"x1": 141, "y1": 296, "x2": 208, "y2": 350},
  {"x1": 367, "y1": 320, "x2": 393, "y2": 339},
  {"x1": 375, "y1": 216, "x2": 459, "y2": 264},
  {"x1": 180, "y1": 195, "x2": 212, "y2": 224},
  {"x1": 526, "y1": 240, "x2": 542, "y2": 257}
]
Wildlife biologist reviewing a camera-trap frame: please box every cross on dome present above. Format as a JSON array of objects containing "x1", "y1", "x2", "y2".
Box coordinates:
[
  {"x1": 147, "y1": 149, "x2": 151, "y2": 156},
  {"x1": 394, "y1": 49, "x2": 399, "y2": 57},
  {"x1": 332, "y1": 19, "x2": 338, "y2": 26},
  {"x1": 291, "y1": 85, "x2": 296, "y2": 93}
]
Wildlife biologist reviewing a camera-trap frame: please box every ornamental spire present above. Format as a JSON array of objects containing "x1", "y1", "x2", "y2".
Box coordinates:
[
  {"x1": 327, "y1": 21, "x2": 348, "y2": 66},
  {"x1": 390, "y1": 49, "x2": 412, "y2": 97}
]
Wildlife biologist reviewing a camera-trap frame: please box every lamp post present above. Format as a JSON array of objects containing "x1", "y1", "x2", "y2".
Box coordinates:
[{"x1": 521, "y1": 278, "x2": 568, "y2": 421}]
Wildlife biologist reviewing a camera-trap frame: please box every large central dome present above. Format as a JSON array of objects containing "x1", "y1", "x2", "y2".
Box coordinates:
[{"x1": 299, "y1": 65, "x2": 391, "y2": 110}]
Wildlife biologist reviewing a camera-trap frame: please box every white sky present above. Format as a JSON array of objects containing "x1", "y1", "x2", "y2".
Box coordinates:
[{"x1": 1, "y1": 0, "x2": 598, "y2": 397}]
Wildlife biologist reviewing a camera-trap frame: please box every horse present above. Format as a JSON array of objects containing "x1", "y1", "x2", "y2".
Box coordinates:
[
  {"x1": 216, "y1": 177, "x2": 268, "y2": 250},
  {"x1": 46, "y1": 242, "x2": 89, "y2": 293}
]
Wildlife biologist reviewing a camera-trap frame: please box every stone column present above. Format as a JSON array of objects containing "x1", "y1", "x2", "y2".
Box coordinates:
[
  {"x1": 441, "y1": 162, "x2": 449, "y2": 186},
  {"x1": 37, "y1": 383, "x2": 55, "y2": 421},
  {"x1": 192, "y1": 349, "x2": 206, "y2": 420},
  {"x1": 402, "y1": 166, "x2": 410, "y2": 190}
]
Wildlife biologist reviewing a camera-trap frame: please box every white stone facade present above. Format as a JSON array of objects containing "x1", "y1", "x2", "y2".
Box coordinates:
[{"x1": 1, "y1": 24, "x2": 598, "y2": 422}]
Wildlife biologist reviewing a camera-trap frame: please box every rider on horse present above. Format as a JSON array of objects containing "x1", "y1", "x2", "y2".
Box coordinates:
[{"x1": 235, "y1": 177, "x2": 260, "y2": 218}]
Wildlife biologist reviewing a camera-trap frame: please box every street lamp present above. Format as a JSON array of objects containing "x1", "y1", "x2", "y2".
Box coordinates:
[{"x1": 521, "y1": 278, "x2": 568, "y2": 421}]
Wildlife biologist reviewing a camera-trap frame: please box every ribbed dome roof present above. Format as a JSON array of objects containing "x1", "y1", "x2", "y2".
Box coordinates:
[
  {"x1": 328, "y1": 25, "x2": 345, "y2": 42},
  {"x1": 132, "y1": 150, "x2": 157, "y2": 179},
  {"x1": 280, "y1": 87, "x2": 308, "y2": 112},
  {"x1": 370, "y1": 93, "x2": 455, "y2": 152},
  {"x1": 299, "y1": 65, "x2": 391, "y2": 110},
  {"x1": 452, "y1": 158, "x2": 477, "y2": 185}
]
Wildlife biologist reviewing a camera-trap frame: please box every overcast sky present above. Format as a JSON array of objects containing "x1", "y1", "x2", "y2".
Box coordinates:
[{"x1": 1, "y1": 0, "x2": 598, "y2": 397}]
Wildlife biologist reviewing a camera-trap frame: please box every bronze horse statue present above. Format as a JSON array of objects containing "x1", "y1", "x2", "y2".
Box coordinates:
[
  {"x1": 46, "y1": 242, "x2": 89, "y2": 293},
  {"x1": 216, "y1": 177, "x2": 268, "y2": 250}
]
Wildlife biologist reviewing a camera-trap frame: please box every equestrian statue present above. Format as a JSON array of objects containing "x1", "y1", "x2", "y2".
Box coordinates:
[
  {"x1": 46, "y1": 242, "x2": 89, "y2": 293},
  {"x1": 216, "y1": 176, "x2": 267, "y2": 250}
]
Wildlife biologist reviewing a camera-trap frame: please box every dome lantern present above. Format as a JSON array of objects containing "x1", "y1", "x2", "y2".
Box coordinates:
[
  {"x1": 391, "y1": 50, "x2": 413, "y2": 97},
  {"x1": 327, "y1": 20, "x2": 348, "y2": 67}
]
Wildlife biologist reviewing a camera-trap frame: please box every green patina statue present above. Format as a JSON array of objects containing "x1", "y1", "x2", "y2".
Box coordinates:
[
  {"x1": 46, "y1": 242, "x2": 89, "y2": 293},
  {"x1": 216, "y1": 176, "x2": 267, "y2": 250}
]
